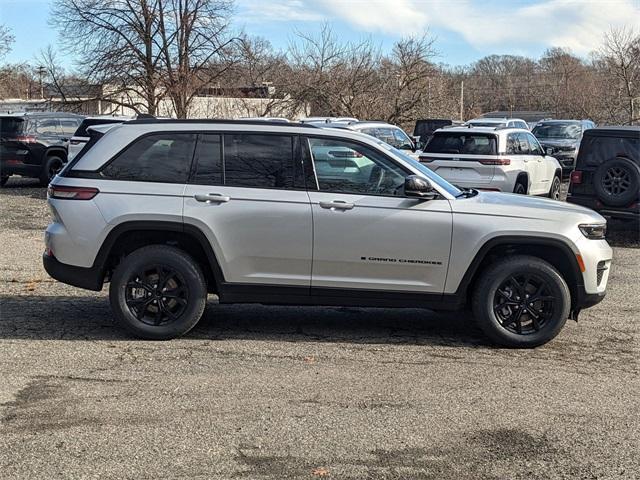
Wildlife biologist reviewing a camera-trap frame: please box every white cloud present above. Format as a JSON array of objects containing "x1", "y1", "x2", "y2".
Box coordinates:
[{"x1": 238, "y1": 0, "x2": 639, "y2": 55}]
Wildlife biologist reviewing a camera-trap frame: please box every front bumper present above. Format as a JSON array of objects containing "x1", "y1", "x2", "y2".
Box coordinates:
[{"x1": 43, "y1": 252, "x2": 104, "y2": 291}]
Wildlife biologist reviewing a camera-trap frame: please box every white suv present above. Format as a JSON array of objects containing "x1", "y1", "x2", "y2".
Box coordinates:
[
  {"x1": 44, "y1": 119, "x2": 611, "y2": 347},
  {"x1": 420, "y1": 127, "x2": 562, "y2": 198}
]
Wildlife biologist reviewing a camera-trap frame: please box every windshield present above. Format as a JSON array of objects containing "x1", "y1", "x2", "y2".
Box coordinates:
[
  {"x1": 360, "y1": 126, "x2": 413, "y2": 149},
  {"x1": 532, "y1": 124, "x2": 581, "y2": 140},
  {"x1": 425, "y1": 132, "x2": 497, "y2": 155},
  {"x1": 372, "y1": 139, "x2": 462, "y2": 197}
]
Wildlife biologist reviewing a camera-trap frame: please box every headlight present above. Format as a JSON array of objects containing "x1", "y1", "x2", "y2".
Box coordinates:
[{"x1": 579, "y1": 223, "x2": 607, "y2": 239}]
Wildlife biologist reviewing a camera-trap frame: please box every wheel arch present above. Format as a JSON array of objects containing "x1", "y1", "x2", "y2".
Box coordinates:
[
  {"x1": 514, "y1": 172, "x2": 529, "y2": 192},
  {"x1": 93, "y1": 221, "x2": 225, "y2": 293},
  {"x1": 455, "y1": 236, "x2": 582, "y2": 310},
  {"x1": 45, "y1": 147, "x2": 67, "y2": 161}
]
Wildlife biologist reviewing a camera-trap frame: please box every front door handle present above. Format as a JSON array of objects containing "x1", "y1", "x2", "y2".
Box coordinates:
[
  {"x1": 194, "y1": 193, "x2": 230, "y2": 203},
  {"x1": 319, "y1": 200, "x2": 354, "y2": 210}
]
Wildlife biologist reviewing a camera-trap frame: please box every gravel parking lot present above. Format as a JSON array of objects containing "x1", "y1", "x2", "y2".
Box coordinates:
[{"x1": 1, "y1": 177, "x2": 638, "y2": 480}]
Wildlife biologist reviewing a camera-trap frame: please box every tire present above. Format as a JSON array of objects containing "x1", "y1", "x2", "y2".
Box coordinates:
[
  {"x1": 0, "y1": 175, "x2": 8, "y2": 187},
  {"x1": 39, "y1": 155, "x2": 65, "y2": 187},
  {"x1": 109, "y1": 245, "x2": 207, "y2": 340},
  {"x1": 472, "y1": 255, "x2": 570, "y2": 348},
  {"x1": 513, "y1": 181, "x2": 527, "y2": 195},
  {"x1": 548, "y1": 175, "x2": 561, "y2": 200},
  {"x1": 593, "y1": 157, "x2": 640, "y2": 207}
]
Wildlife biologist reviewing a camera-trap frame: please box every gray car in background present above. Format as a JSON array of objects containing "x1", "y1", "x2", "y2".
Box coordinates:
[{"x1": 532, "y1": 119, "x2": 596, "y2": 176}]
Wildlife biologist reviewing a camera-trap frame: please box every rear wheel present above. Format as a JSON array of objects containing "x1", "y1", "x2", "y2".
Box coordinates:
[
  {"x1": 548, "y1": 175, "x2": 561, "y2": 200},
  {"x1": 109, "y1": 245, "x2": 207, "y2": 340},
  {"x1": 472, "y1": 255, "x2": 570, "y2": 348},
  {"x1": 39, "y1": 155, "x2": 65, "y2": 186}
]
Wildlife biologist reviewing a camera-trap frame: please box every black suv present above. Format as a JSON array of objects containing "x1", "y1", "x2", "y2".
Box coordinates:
[
  {"x1": 532, "y1": 119, "x2": 596, "y2": 176},
  {"x1": 567, "y1": 126, "x2": 639, "y2": 224},
  {"x1": 0, "y1": 112, "x2": 84, "y2": 186}
]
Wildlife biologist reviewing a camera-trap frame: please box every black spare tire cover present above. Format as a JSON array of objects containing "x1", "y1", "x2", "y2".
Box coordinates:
[{"x1": 593, "y1": 157, "x2": 640, "y2": 207}]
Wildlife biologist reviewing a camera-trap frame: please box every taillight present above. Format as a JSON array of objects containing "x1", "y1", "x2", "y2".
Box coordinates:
[
  {"x1": 478, "y1": 158, "x2": 511, "y2": 165},
  {"x1": 11, "y1": 135, "x2": 37, "y2": 143},
  {"x1": 48, "y1": 185, "x2": 99, "y2": 200},
  {"x1": 570, "y1": 170, "x2": 583, "y2": 184}
]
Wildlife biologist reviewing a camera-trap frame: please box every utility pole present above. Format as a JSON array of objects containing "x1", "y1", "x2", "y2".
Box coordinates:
[
  {"x1": 36, "y1": 66, "x2": 46, "y2": 99},
  {"x1": 459, "y1": 80, "x2": 464, "y2": 121}
]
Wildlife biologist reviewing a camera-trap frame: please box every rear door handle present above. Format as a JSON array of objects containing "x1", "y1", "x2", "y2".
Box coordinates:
[
  {"x1": 319, "y1": 200, "x2": 354, "y2": 210},
  {"x1": 194, "y1": 193, "x2": 230, "y2": 203}
]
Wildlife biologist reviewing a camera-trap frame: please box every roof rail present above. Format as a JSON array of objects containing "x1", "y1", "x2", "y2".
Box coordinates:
[{"x1": 124, "y1": 118, "x2": 319, "y2": 128}]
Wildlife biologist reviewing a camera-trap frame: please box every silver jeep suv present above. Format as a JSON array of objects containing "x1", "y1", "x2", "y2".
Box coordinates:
[{"x1": 44, "y1": 119, "x2": 612, "y2": 347}]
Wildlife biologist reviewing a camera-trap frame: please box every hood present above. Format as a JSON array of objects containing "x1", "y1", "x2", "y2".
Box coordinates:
[
  {"x1": 537, "y1": 138, "x2": 579, "y2": 149},
  {"x1": 451, "y1": 191, "x2": 605, "y2": 224}
]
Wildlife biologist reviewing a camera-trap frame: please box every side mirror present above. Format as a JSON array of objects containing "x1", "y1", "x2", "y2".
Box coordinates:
[{"x1": 404, "y1": 175, "x2": 437, "y2": 200}]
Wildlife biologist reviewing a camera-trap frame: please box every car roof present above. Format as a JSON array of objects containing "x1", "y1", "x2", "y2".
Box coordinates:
[
  {"x1": 125, "y1": 118, "x2": 319, "y2": 129},
  {"x1": 347, "y1": 121, "x2": 402, "y2": 130},
  {"x1": 1, "y1": 111, "x2": 84, "y2": 118},
  {"x1": 535, "y1": 119, "x2": 582, "y2": 124},
  {"x1": 582, "y1": 126, "x2": 640, "y2": 138},
  {"x1": 434, "y1": 126, "x2": 524, "y2": 135},
  {"x1": 467, "y1": 117, "x2": 527, "y2": 124}
]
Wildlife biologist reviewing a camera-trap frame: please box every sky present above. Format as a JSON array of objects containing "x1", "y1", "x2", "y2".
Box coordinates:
[{"x1": 1, "y1": 0, "x2": 638, "y2": 69}]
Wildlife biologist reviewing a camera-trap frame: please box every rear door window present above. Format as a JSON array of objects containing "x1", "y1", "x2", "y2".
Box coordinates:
[
  {"x1": 59, "y1": 119, "x2": 81, "y2": 136},
  {"x1": 425, "y1": 133, "x2": 497, "y2": 155},
  {"x1": 101, "y1": 133, "x2": 196, "y2": 183},
  {"x1": 223, "y1": 134, "x2": 295, "y2": 189},
  {"x1": 191, "y1": 134, "x2": 223, "y2": 185}
]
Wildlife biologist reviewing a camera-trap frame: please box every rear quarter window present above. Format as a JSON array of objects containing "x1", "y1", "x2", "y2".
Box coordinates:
[
  {"x1": 578, "y1": 136, "x2": 640, "y2": 168},
  {"x1": 425, "y1": 133, "x2": 497, "y2": 155},
  {"x1": 101, "y1": 133, "x2": 196, "y2": 183}
]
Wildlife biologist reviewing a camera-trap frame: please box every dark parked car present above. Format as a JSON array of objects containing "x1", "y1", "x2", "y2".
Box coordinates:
[
  {"x1": 413, "y1": 119, "x2": 458, "y2": 149},
  {"x1": 567, "y1": 126, "x2": 639, "y2": 224},
  {"x1": 532, "y1": 119, "x2": 596, "y2": 176},
  {"x1": 0, "y1": 112, "x2": 84, "y2": 186}
]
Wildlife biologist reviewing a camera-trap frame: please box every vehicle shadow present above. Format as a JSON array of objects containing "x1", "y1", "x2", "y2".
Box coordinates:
[{"x1": 0, "y1": 295, "x2": 487, "y2": 347}]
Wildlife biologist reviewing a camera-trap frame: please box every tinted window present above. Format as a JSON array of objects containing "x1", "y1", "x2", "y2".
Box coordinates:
[
  {"x1": 0, "y1": 117, "x2": 24, "y2": 137},
  {"x1": 60, "y1": 119, "x2": 81, "y2": 135},
  {"x1": 102, "y1": 133, "x2": 196, "y2": 183},
  {"x1": 516, "y1": 133, "x2": 530, "y2": 154},
  {"x1": 425, "y1": 133, "x2": 497, "y2": 155},
  {"x1": 308, "y1": 137, "x2": 407, "y2": 196},
  {"x1": 526, "y1": 133, "x2": 543, "y2": 155},
  {"x1": 223, "y1": 134, "x2": 294, "y2": 189},
  {"x1": 30, "y1": 118, "x2": 60, "y2": 135},
  {"x1": 191, "y1": 134, "x2": 223, "y2": 185}
]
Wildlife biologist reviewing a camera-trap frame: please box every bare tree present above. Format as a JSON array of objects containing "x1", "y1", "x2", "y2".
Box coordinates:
[
  {"x1": 597, "y1": 27, "x2": 640, "y2": 124},
  {"x1": 0, "y1": 24, "x2": 14, "y2": 60},
  {"x1": 52, "y1": 0, "x2": 167, "y2": 115},
  {"x1": 156, "y1": 0, "x2": 237, "y2": 118}
]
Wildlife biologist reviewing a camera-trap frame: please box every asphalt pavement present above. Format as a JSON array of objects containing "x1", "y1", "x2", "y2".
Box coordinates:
[{"x1": 1, "y1": 177, "x2": 638, "y2": 479}]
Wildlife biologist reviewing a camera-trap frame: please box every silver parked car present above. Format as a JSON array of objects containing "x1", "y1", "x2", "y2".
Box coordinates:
[{"x1": 44, "y1": 119, "x2": 611, "y2": 347}]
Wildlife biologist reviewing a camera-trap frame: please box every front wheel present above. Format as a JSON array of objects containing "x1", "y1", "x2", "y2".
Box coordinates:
[
  {"x1": 109, "y1": 245, "x2": 207, "y2": 340},
  {"x1": 472, "y1": 255, "x2": 570, "y2": 348}
]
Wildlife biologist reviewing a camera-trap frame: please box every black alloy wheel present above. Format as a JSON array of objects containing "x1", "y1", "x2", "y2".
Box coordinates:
[
  {"x1": 124, "y1": 265, "x2": 189, "y2": 326},
  {"x1": 493, "y1": 274, "x2": 556, "y2": 335},
  {"x1": 601, "y1": 166, "x2": 631, "y2": 197}
]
